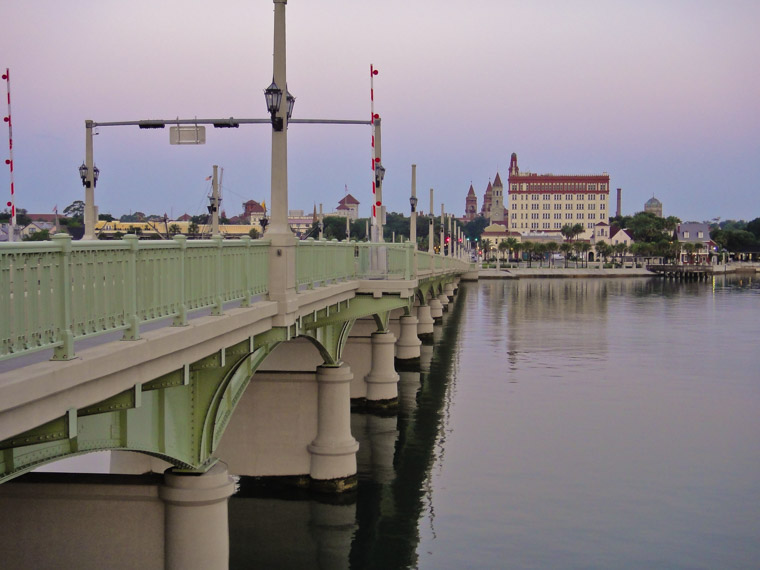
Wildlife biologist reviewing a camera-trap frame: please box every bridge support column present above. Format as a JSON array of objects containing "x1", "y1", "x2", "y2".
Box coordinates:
[
  {"x1": 308, "y1": 364, "x2": 359, "y2": 491},
  {"x1": 416, "y1": 303, "x2": 435, "y2": 340},
  {"x1": 437, "y1": 292, "x2": 450, "y2": 312},
  {"x1": 395, "y1": 315, "x2": 421, "y2": 364},
  {"x1": 429, "y1": 297, "x2": 443, "y2": 322},
  {"x1": 443, "y1": 282, "x2": 455, "y2": 300},
  {"x1": 159, "y1": 462, "x2": 236, "y2": 570},
  {"x1": 364, "y1": 331, "x2": 399, "y2": 407}
]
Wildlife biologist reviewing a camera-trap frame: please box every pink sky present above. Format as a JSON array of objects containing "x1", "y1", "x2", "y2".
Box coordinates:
[{"x1": 3, "y1": 0, "x2": 759, "y2": 222}]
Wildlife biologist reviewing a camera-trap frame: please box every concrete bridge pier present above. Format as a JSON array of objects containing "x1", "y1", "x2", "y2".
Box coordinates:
[
  {"x1": 429, "y1": 296, "x2": 444, "y2": 322},
  {"x1": 159, "y1": 462, "x2": 236, "y2": 570},
  {"x1": 364, "y1": 331, "x2": 400, "y2": 408},
  {"x1": 437, "y1": 291, "x2": 451, "y2": 312},
  {"x1": 443, "y1": 282, "x2": 456, "y2": 300},
  {"x1": 308, "y1": 364, "x2": 360, "y2": 492},
  {"x1": 416, "y1": 303, "x2": 435, "y2": 340},
  {"x1": 395, "y1": 314, "x2": 421, "y2": 364}
]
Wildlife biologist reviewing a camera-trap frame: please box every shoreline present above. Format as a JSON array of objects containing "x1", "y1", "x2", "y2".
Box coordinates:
[{"x1": 477, "y1": 264, "x2": 758, "y2": 279}]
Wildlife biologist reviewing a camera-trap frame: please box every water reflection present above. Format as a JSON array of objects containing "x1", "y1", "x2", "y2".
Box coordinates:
[
  {"x1": 228, "y1": 288, "x2": 467, "y2": 569},
  {"x1": 229, "y1": 276, "x2": 760, "y2": 569}
]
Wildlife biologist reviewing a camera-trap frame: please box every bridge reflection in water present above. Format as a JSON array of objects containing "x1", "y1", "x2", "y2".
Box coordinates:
[{"x1": 228, "y1": 288, "x2": 465, "y2": 569}]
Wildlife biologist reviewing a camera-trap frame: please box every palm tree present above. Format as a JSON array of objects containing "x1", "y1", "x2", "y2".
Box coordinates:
[
  {"x1": 169, "y1": 224, "x2": 181, "y2": 235},
  {"x1": 578, "y1": 242, "x2": 592, "y2": 267},
  {"x1": 559, "y1": 242, "x2": 573, "y2": 268},
  {"x1": 188, "y1": 221, "x2": 199, "y2": 237},
  {"x1": 504, "y1": 237, "x2": 519, "y2": 262},
  {"x1": 543, "y1": 241, "x2": 557, "y2": 266},
  {"x1": 613, "y1": 242, "x2": 628, "y2": 266},
  {"x1": 595, "y1": 240, "x2": 611, "y2": 265},
  {"x1": 694, "y1": 242, "x2": 705, "y2": 264},
  {"x1": 522, "y1": 241, "x2": 535, "y2": 268},
  {"x1": 497, "y1": 240, "x2": 509, "y2": 269},
  {"x1": 682, "y1": 242, "x2": 696, "y2": 264},
  {"x1": 481, "y1": 239, "x2": 492, "y2": 264}
]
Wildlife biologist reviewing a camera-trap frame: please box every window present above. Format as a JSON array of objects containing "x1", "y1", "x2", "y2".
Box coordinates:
[
  {"x1": 555, "y1": 194, "x2": 562, "y2": 200},
  {"x1": 555, "y1": 203, "x2": 562, "y2": 210},
  {"x1": 576, "y1": 203, "x2": 584, "y2": 210},
  {"x1": 543, "y1": 222, "x2": 550, "y2": 229},
  {"x1": 588, "y1": 223, "x2": 595, "y2": 229},
  {"x1": 600, "y1": 203, "x2": 605, "y2": 210},
  {"x1": 532, "y1": 204, "x2": 539, "y2": 210},
  {"x1": 684, "y1": 231, "x2": 690, "y2": 238},
  {"x1": 532, "y1": 194, "x2": 539, "y2": 200},
  {"x1": 567, "y1": 194, "x2": 574, "y2": 200},
  {"x1": 543, "y1": 204, "x2": 550, "y2": 210},
  {"x1": 531, "y1": 213, "x2": 539, "y2": 219},
  {"x1": 566, "y1": 213, "x2": 573, "y2": 219},
  {"x1": 588, "y1": 203, "x2": 596, "y2": 210},
  {"x1": 578, "y1": 214, "x2": 584, "y2": 219},
  {"x1": 554, "y1": 222, "x2": 562, "y2": 229},
  {"x1": 578, "y1": 194, "x2": 585, "y2": 200},
  {"x1": 512, "y1": 223, "x2": 517, "y2": 229},
  {"x1": 600, "y1": 184, "x2": 607, "y2": 191},
  {"x1": 566, "y1": 203, "x2": 573, "y2": 210},
  {"x1": 698, "y1": 231, "x2": 704, "y2": 238},
  {"x1": 554, "y1": 213, "x2": 562, "y2": 219},
  {"x1": 511, "y1": 184, "x2": 517, "y2": 191},
  {"x1": 589, "y1": 193, "x2": 596, "y2": 200},
  {"x1": 543, "y1": 213, "x2": 551, "y2": 219},
  {"x1": 543, "y1": 194, "x2": 551, "y2": 200},
  {"x1": 589, "y1": 213, "x2": 596, "y2": 219},
  {"x1": 587, "y1": 184, "x2": 596, "y2": 191},
  {"x1": 531, "y1": 222, "x2": 539, "y2": 229},
  {"x1": 511, "y1": 213, "x2": 517, "y2": 219}
]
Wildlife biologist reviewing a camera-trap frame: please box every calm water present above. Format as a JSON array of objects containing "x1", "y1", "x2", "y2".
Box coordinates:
[{"x1": 230, "y1": 275, "x2": 760, "y2": 569}]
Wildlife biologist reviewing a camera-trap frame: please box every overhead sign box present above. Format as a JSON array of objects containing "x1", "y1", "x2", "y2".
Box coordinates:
[{"x1": 170, "y1": 125, "x2": 206, "y2": 145}]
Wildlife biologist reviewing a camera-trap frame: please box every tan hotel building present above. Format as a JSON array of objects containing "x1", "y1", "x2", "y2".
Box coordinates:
[{"x1": 507, "y1": 153, "x2": 610, "y2": 236}]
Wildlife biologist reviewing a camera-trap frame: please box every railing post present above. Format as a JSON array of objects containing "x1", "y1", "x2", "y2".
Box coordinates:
[
  {"x1": 51, "y1": 233, "x2": 75, "y2": 360},
  {"x1": 122, "y1": 234, "x2": 141, "y2": 341},
  {"x1": 211, "y1": 234, "x2": 224, "y2": 316},
  {"x1": 405, "y1": 242, "x2": 413, "y2": 281},
  {"x1": 240, "y1": 235, "x2": 251, "y2": 307},
  {"x1": 173, "y1": 235, "x2": 188, "y2": 326}
]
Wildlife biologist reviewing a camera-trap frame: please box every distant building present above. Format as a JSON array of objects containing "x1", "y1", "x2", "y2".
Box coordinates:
[
  {"x1": 480, "y1": 180, "x2": 493, "y2": 219},
  {"x1": 609, "y1": 226, "x2": 635, "y2": 247},
  {"x1": 332, "y1": 193, "x2": 360, "y2": 220},
  {"x1": 644, "y1": 196, "x2": 662, "y2": 217},
  {"x1": 464, "y1": 184, "x2": 477, "y2": 221},
  {"x1": 242, "y1": 200, "x2": 267, "y2": 224},
  {"x1": 490, "y1": 173, "x2": 506, "y2": 224},
  {"x1": 507, "y1": 152, "x2": 610, "y2": 239},
  {"x1": 674, "y1": 222, "x2": 715, "y2": 264}
]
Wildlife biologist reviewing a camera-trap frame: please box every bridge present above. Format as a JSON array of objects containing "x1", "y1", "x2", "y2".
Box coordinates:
[{"x1": 0, "y1": 233, "x2": 471, "y2": 566}]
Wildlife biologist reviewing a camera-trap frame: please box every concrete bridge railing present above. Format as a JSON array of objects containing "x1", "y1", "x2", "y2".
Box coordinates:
[{"x1": 2, "y1": 235, "x2": 469, "y2": 362}]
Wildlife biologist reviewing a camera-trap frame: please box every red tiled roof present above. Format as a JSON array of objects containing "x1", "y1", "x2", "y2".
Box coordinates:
[{"x1": 339, "y1": 193, "x2": 360, "y2": 206}]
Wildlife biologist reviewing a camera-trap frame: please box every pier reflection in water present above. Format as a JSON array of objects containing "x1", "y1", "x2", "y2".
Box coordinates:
[
  {"x1": 229, "y1": 289, "x2": 464, "y2": 570},
  {"x1": 229, "y1": 275, "x2": 760, "y2": 569}
]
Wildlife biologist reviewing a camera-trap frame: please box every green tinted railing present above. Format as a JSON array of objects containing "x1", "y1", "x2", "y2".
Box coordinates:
[
  {"x1": 2, "y1": 234, "x2": 467, "y2": 361},
  {"x1": 0, "y1": 234, "x2": 269, "y2": 361}
]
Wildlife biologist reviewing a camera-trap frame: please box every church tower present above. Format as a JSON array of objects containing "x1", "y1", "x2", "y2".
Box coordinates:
[
  {"x1": 491, "y1": 172, "x2": 505, "y2": 223},
  {"x1": 465, "y1": 183, "x2": 477, "y2": 221},
  {"x1": 481, "y1": 180, "x2": 493, "y2": 218}
]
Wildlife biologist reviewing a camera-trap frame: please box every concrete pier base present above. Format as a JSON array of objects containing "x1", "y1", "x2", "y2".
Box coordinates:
[
  {"x1": 437, "y1": 293, "x2": 450, "y2": 312},
  {"x1": 429, "y1": 297, "x2": 443, "y2": 322},
  {"x1": 395, "y1": 315, "x2": 421, "y2": 364},
  {"x1": 308, "y1": 364, "x2": 359, "y2": 491},
  {"x1": 364, "y1": 331, "x2": 400, "y2": 408},
  {"x1": 416, "y1": 304, "x2": 435, "y2": 340},
  {"x1": 443, "y1": 282, "x2": 455, "y2": 300},
  {"x1": 160, "y1": 462, "x2": 236, "y2": 570}
]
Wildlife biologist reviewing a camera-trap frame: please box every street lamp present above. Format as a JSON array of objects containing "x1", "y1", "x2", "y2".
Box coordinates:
[
  {"x1": 264, "y1": 79, "x2": 283, "y2": 131},
  {"x1": 375, "y1": 162, "x2": 386, "y2": 188},
  {"x1": 259, "y1": 215, "x2": 269, "y2": 233},
  {"x1": 78, "y1": 162, "x2": 99, "y2": 188},
  {"x1": 409, "y1": 194, "x2": 418, "y2": 213}
]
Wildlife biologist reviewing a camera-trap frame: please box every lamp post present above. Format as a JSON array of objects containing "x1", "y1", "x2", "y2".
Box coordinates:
[
  {"x1": 265, "y1": 0, "x2": 295, "y2": 238},
  {"x1": 207, "y1": 164, "x2": 222, "y2": 236},
  {"x1": 428, "y1": 188, "x2": 434, "y2": 255},
  {"x1": 410, "y1": 165, "x2": 418, "y2": 277},
  {"x1": 80, "y1": 120, "x2": 99, "y2": 240}
]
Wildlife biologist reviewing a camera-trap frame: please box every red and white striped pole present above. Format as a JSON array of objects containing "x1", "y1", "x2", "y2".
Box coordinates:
[
  {"x1": 3, "y1": 68, "x2": 16, "y2": 241},
  {"x1": 370, "y1": 64, "x2": 382, "y2": 243}
]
